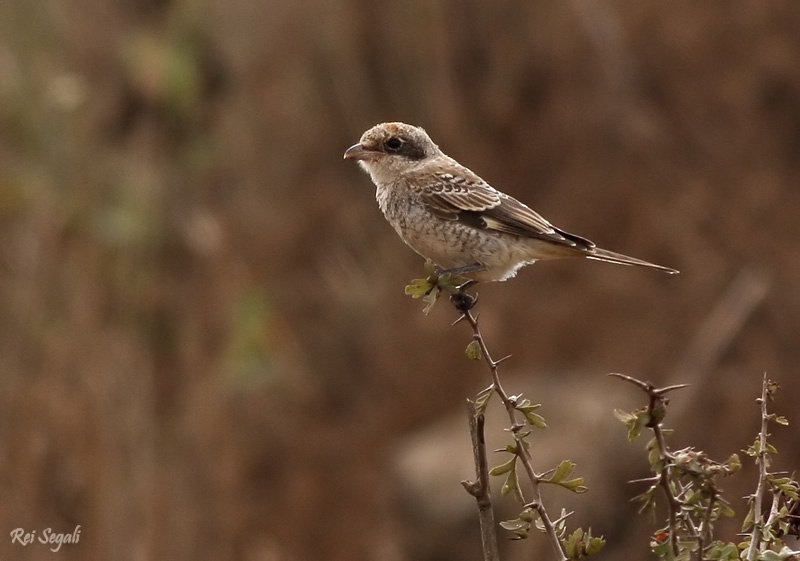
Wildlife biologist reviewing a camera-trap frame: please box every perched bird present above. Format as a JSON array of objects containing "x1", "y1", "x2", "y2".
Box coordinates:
[{"x1": 344, "y1": 122, "x2": 678, "y2": 282}]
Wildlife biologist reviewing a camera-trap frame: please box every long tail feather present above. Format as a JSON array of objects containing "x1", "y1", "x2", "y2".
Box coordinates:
[{"x1": 585, "y1": 247, "x2": 679, "y2": 274}]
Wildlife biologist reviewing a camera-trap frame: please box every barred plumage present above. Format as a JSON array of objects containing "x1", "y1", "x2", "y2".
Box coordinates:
[{"x1": 344, "y1": 122, "x2": 677, "y2": 282}]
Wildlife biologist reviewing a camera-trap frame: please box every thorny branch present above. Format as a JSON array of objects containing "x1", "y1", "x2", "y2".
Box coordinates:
[
  {"x1": 452, "y1": 291, "x2": 569, "y2": 561},
  {"x1": 462, "y1": 401, "x2": 501, "y2": 561},
  {"x1": 609, "y1": 373, "x2": 689, "y2": 559},
  {"x1": 746, "y1": 374, "x2": 772, "y2": 561}
]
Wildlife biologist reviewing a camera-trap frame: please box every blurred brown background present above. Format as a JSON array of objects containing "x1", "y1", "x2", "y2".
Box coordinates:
[{"x1": 1, "y1": 1, "x2": 799, "y2": 560}]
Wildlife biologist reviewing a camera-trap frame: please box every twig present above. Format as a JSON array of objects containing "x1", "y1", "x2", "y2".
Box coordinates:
[
  {"x1": 609, "y1": 373, "x2": 689, "y2": 558},
  {"x1": 456, "y1": 301, "x2": 568, "y2": 561},
  {"x1": 696, "y1": 486, "x2": 717, "y2": 561},
  {"x1": 745, "y1": 374, "x2": 771, "y2": 561},
  {"x1": 462, "y1": 401, "x2": 501, "y2": 561}
]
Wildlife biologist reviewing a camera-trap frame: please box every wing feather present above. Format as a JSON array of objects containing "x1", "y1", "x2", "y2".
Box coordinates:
[{"x1": 417, "y1": 169, "x2": 593, "y2": 250}]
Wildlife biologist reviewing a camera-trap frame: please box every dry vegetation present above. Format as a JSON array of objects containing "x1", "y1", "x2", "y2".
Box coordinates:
[{"x1": 1, "y1": 1, "x2": 799, "y2": 560}]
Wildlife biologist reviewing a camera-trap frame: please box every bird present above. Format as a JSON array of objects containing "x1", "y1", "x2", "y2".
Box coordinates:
[{"x1": 344, "y1": 122, "x2": 678, "y2": 283}]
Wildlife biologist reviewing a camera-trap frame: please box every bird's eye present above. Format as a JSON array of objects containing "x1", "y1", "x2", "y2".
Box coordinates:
[{"x1": 385, "y1": 137, "x2": 404, "y2": 152}]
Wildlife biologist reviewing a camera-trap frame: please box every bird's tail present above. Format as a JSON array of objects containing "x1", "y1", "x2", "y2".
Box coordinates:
[{"x1": 585, "y1": 247, "x2": 679, "y2": 274}]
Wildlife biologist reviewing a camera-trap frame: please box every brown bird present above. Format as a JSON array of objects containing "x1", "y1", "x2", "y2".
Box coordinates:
[{"x1": 344, "y1": 122, "x2": 678, "y2": 282}]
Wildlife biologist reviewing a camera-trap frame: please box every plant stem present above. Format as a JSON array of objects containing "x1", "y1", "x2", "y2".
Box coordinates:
[
  {"x1": 696, "y1": 487, "x2": 717, "y2": 561},
  {"x1": 652, "y1": 425, "x2": 681, "y2": 558},
  {"x1": 462, "y1": 402, "x2": 501, "y2": 561},
  {"x1": 745, "y1": 374, "x2": 771, "y2": 561},
  {"x1": 460, "y1": 308, "x2": 568, "y2": 561}
]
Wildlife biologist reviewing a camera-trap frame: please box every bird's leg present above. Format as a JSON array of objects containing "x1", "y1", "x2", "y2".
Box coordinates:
[
  {"x1": 429, "y1": 262, "x2": 482, "y2": 312},
  {"x1": 435, "y1": 262, "x2": 485, "y2": 277}
]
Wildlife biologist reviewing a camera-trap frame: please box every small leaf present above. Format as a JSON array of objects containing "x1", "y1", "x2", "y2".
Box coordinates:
[
  {"x1": 501, "y1": 468, "x2": 517, "y2": 496},
  {"x1": 717, "y1": 501, "x2": 736, "y2": 518},
  {"x1": 474, "y1": 386, "x2": 493, "y2": 416},
  {"x1": 561, "y1": 527, "x2": 605, "y2": 559},
  {"x1": 614, "y1": 409, "x2": 636, "y2": 423},
  {"x1": 404, "y1": 278, "x2": 433, "y2": 299},
  {"x1": 771, "y1": 415, "x2": 789, "y2": 426},
  {"x1": 501, "y1": 469, "x2": 524, "y2": 502},
  {"x1": 489, "y1": 456, "x2": 517, "y2": 477},
  {"x1": 516, "y1": 400, "x2": 547, "y2": 428},
  {"x1": 499, "y1": 517, "x2": 530, "y2": 540},
  {"x1": 524, "y1": 411, "x2": 547, "y2": 429},
  {"x1": 465, "y1": 340, "x2": 482, "y2": 361},
  {"x1": 726, "y1": 453, "x2": 742, "y2": 473},
  {"x1": 437, "y1": 273, "x2": 466, "y2": 295},
  {"x1": 421, "y1": 287, "x2": 441, "y2": 314},
  {"x1": 741, "y1": 507, "x2": 755, "y2": 532},
  {"x1": 586, "y1": 535, "x2": 606, "y2": 556},
  {"x1": 542, "y1": 461, "x2": 588, "y2": 494},
  {"x1": 499, "y1": 518, "x2": 528, "y2": 531},
  {"x1": 758, "y1": 549, "x2": 800, "y2": 561},
  {"x1": 769, "y1": 476, "x2": 800, "y2": 501},
  {"x1": 548, "y1": 460, "x2": 575, "y2": 484},
  {"x1": 519, "y1": 507, "x2": 537, "y2": 523},
  {"x1": 647, "y1": 437, "x2": 663, "y2": 471},
  {"x1": 705, "y1": 542, "x2": 739, "y2": 560},
  {"x1": 615, "y1": 408, "x2": 650, "y2": 441},
  {"x1": 560, "y1": 478, "x2": 588, "y2": 494}
]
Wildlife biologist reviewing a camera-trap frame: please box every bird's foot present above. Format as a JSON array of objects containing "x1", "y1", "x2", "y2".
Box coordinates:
[{"x1": 450, "y1": 287, "x2": 477, "y2": 313}]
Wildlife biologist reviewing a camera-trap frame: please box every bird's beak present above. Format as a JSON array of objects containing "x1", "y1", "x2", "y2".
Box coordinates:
[{"x1": 343, "y1": 143, "x2": 380, "y2": 161}]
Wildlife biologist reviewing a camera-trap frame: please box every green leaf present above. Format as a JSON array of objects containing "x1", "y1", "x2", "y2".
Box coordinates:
[
  {"x1": 516, "y1": 399, "x2": 547, "y2": 428},
  {"x1": 421, "y1": 287, "x2": 440, "y2": 314},
  {"x1": 773, "y1": 415, "x2": 789, "y2": 426},
  {"x1": 474, "y1": 386, "x2": 493, "y2": 416},
  {"x1": 758, "y1": 548, "x2": 800, "y2": 561},
  {"x1": 615, "y1": 407, "x2": 650, "y2": 441},
  {"x1": 436, "y1": 273, "x2": 466, "y2": 295},
  {"x1": 404, "y1": 278, "x2": 434, "y2": 299},
  {"x1": 524, "y1": 411, "x2": 547, "y2": 428},
  {"x1": 717, "y1": 501, "x2": 736, "y2": 518},
  {"x1": 769, "y1": 476, "x2": 800, "y2": 501},
  {"x1": 404, "y1": 277, "x2": 441, "y2": 314},
  {"x1": 465, "y1": 340, "x2": 482, "y2": 361},
  {"x1": 726, "y1": 453, "x2": 742, "y2": 473},
  {"x1": 647, "y1": 437, "x2": 664, "y2": 471},
  {"x1": 614, "y1": 409, "x2": 636, "y2": 423},
  {"x1": 499, "y1": 517, "x2": 529, "y2": 540},
  {"x1": 489, "y1": 456, "x2": 516, "y2": 477},
  {"x1": 684, "y1": 489, "x2": 702, "y2": 506},
  {"x1": 501, "y1": 469, "x2": 524, "y2": 502},
  {"x1": 741, "y1": 506, "x2": 755, "y2": 532},
  {"x1": 705, "y1": 542, "x2": 739, "y2": 560},
  {"x1": 548, "y1": 460, "x2": 575, "y2": 484},
  {"x1": 561, "y1": 527, "x2": 605, "y2": 559},
  {"x1": 586, "y1": 535, "x2": 606, "y2": 556},
  {"x1": 499, "y1": 518, "x2": 528, "y2": 531},
  {"x1": 542, "y1": 460, "x2": 589, "y2": 493},
  {"x1": 560, "y1": 478, "x2": 588, "y2": 494},
  {"x1": 519, "y1": 507, "x2": 536, "y2": 523}
]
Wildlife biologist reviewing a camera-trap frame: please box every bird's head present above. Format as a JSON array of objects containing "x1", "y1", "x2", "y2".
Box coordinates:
[{"x1": 344, "y1": 122, "x2": 440, "y2": 184}]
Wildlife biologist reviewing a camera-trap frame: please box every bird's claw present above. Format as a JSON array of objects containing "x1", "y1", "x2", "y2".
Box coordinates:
[{"x1": 450, "y1": 290, "x2": 477, "y2": 313}]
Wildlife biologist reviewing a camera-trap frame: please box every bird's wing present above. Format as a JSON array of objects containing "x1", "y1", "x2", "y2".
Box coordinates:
[{"x1": 419, "y1": 169, "x2": 594, "y2": 250}]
